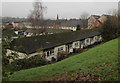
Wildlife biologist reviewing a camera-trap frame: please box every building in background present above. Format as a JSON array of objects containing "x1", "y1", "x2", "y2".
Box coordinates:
[{"x1": 88, "y1": 14, "x2": 111, "y2": 29}]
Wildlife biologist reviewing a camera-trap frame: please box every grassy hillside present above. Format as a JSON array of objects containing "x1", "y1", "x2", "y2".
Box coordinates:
[{"x1": 8, "y1": 38, "x2": 119, "y2": 81}]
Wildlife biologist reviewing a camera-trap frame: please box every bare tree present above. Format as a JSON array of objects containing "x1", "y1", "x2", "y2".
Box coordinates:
[
  {"x1": 80, "y1": 12, "x2": 89, "y2": 20},
  {"x1": 119, "y1": 3, "x2": 120, "y2": 35},
  {"x1": 80, "y1": 12, "x2": 89, "y2": 28},
  {"x1": 107, "y1": 9, "x2": 118, "y2": 16},
  {"x1": 118, "y1": 2, "x2": 120, "y2": 18},
  {"x1": 28, "y1": 0, "x2": 47, "y2": 28}
]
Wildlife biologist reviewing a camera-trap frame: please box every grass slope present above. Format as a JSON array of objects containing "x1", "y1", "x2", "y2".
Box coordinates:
[{"x1": 8, "y1": 39, "x2": 118, "y2": 81}]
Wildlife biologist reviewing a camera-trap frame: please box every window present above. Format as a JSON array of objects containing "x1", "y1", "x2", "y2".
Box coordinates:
[
  {"x1": 86, "y1": 39, "x2": 89, "y2": 43},
  {"x1": 50, "y1": 49, "x2": 54, "y2": 54},
  {"x1": 80, "y1": 41, "x2": 84, "y2": 44},
  {"x1": 47, "y1": 51, "x2": 49, "y2": 56},
  {"x1": 68, "y1": 44, "x2": 72, "y2": 48},
  {"x1": 75, "y1": 42, "x2": 78, "y2": 47},
  {"x1": 58, "y1": 47, "x2": 63, "y2": 52},
  {"x1": 46, "y1": 49, "x2": 54, "y2": 57},
  {"x1": 61, "y1": 47, "x2": 63, "y2": 51}
]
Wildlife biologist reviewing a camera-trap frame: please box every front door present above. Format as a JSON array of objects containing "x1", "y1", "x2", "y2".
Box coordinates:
[{"x1": 66, "y1": 45, "x2": 69, "y2": 53}]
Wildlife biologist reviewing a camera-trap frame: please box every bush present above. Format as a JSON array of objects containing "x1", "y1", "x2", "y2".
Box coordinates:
[
  {"x1": 26, "y1": 55, "x2": 47, "y2": 68},
  {"x1": 57, "y1": 51, "x2": 69, "y2": 61},
  {"x1": 101, "y1": 17, "x2": 118, "y2": 41},
  {"x1": 76, "y1": 48, "x2": 85, "y2": 53},
  {"x1": 10, "y1": 55, "x2": 47, "y2": 71}
]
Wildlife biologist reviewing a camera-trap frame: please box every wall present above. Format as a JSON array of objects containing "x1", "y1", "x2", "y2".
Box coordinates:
[
  {"x1": 88, "y1": 17, "x2": 97, "y2": 29},
  {"x1": 84, "y1": 38, "x2": 91, "y2": 47},
  {"x1": 98, "y1": 16, "x2": 107, "y2": 24},
  {"x1": 54, "y1": 45, "x2": 66, "y2": 55},
  {"x1": 6, "y1": 49, "x2": 27, "y2": 63},
  {"x1": 72, "y1": 41, "x2": 80, "y2": 48}
]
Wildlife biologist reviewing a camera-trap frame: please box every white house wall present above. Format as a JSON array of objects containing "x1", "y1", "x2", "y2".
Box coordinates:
[
  {"x1": 98, "y1": 35, "x2": 102, "y2": 41},
  {"x1": 80, "y1": 40, "x2": 85, "y2": 48},
  {"x1": 69, "y1": 47, "x2": 73, "y2": 53},
  {"x1": 72, "y1": 41, "x2": 80, "y2": 48},
  {"x1": 84, "y1": 38, "x2": 91, "y2": 47},
  {"x1": 27, "y1": 52, "x2": 43, "y2": 58},
  {"x1": 6, "y1": 49, "x2": 27, "y2": 63},
  {"x1": 94, "y1": 36, "x2": 99, "y2": 42},
  {"x1": 90, "y1": 37, "x2": 95, "y2": 45},
  {"x1": 54, "y1": 45, "x2": 66, "y2": 56}
]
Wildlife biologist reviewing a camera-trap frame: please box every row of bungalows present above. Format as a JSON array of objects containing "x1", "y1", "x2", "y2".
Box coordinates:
[
  {"x1": 6, "y1": 29, "x2": 102, "y2": 62},
  {"x1": 47, "y1": 25, "x2": 77, "y2": 31},
  {"x1": 24, "y1": 28, "x2": 71, "y2": 37},
  {"x1": 46, "y1": 19, "x2": 86, "y2": 31}
]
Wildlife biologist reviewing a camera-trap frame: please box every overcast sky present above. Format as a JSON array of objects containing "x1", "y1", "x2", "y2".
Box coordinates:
[{"x1": 2, "y1": 2, "x2": 118, "y2": 19}]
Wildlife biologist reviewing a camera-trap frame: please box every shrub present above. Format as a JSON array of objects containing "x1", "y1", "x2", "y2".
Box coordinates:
[
  {"x1": 10, "y1": 55, "x2": 47, "y2": 71},
  {"x1": 57, "y1": 51, "x2": 68, "y2": 61},
  {"x1": 76, "y1": 48, "x2": 85, "y2": 53},
  {"x1": 101, "y1": 17, "x2": 118, "y2": 41},
  {"x1": 26, "y1": 55, "x2": 47, "y2": 68}
]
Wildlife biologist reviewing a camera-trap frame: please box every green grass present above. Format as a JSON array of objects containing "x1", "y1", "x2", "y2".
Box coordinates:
[{"x1": 8, "y1": 38, "x2": 119, "y2": 81}]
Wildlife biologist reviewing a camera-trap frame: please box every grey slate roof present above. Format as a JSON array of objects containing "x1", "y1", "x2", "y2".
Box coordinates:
[
  {"x1": 91, "y1": 15, "x2": 100, "y2": 19},
  {"x1": 45, "y1": 19, "x2": 86, "y2": 27},
  {"x1": 102, "y1": 14, "x2": 111, "y2": 18},
  {"x1": 25, "y1": 28, "x2": 71, "y2": 34},
  {"x1": 46, "y1": 20, "x2": 55, "y2": 26},
  {"x1": 60, "y1": 20, "x2": 82, "y2": 27},
  {"x1": 25, "y1": 28, "x2": 45, "y2": 34},
  {"x1": 10, "y1": 29, "x2": 100, "y2": 54},
  {"x1": 46, "y1": 28, "x2": 71, "y2": 33}
]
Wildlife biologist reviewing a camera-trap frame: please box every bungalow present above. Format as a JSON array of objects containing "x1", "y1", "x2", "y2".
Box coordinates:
[
  {"x1": 24, "y1": 28, "x2": 71, "y2": 37},
  {"x1": 24, "y1": 28, "x2": 47, "y2": 37},
  {"x1": 7, "y1": 29, "x2": 102, "y2": 62}
]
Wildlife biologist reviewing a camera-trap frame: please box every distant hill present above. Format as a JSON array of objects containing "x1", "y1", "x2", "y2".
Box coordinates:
[{"x1": 8, "y1": 38, "x2": 118, "y2": 81}]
